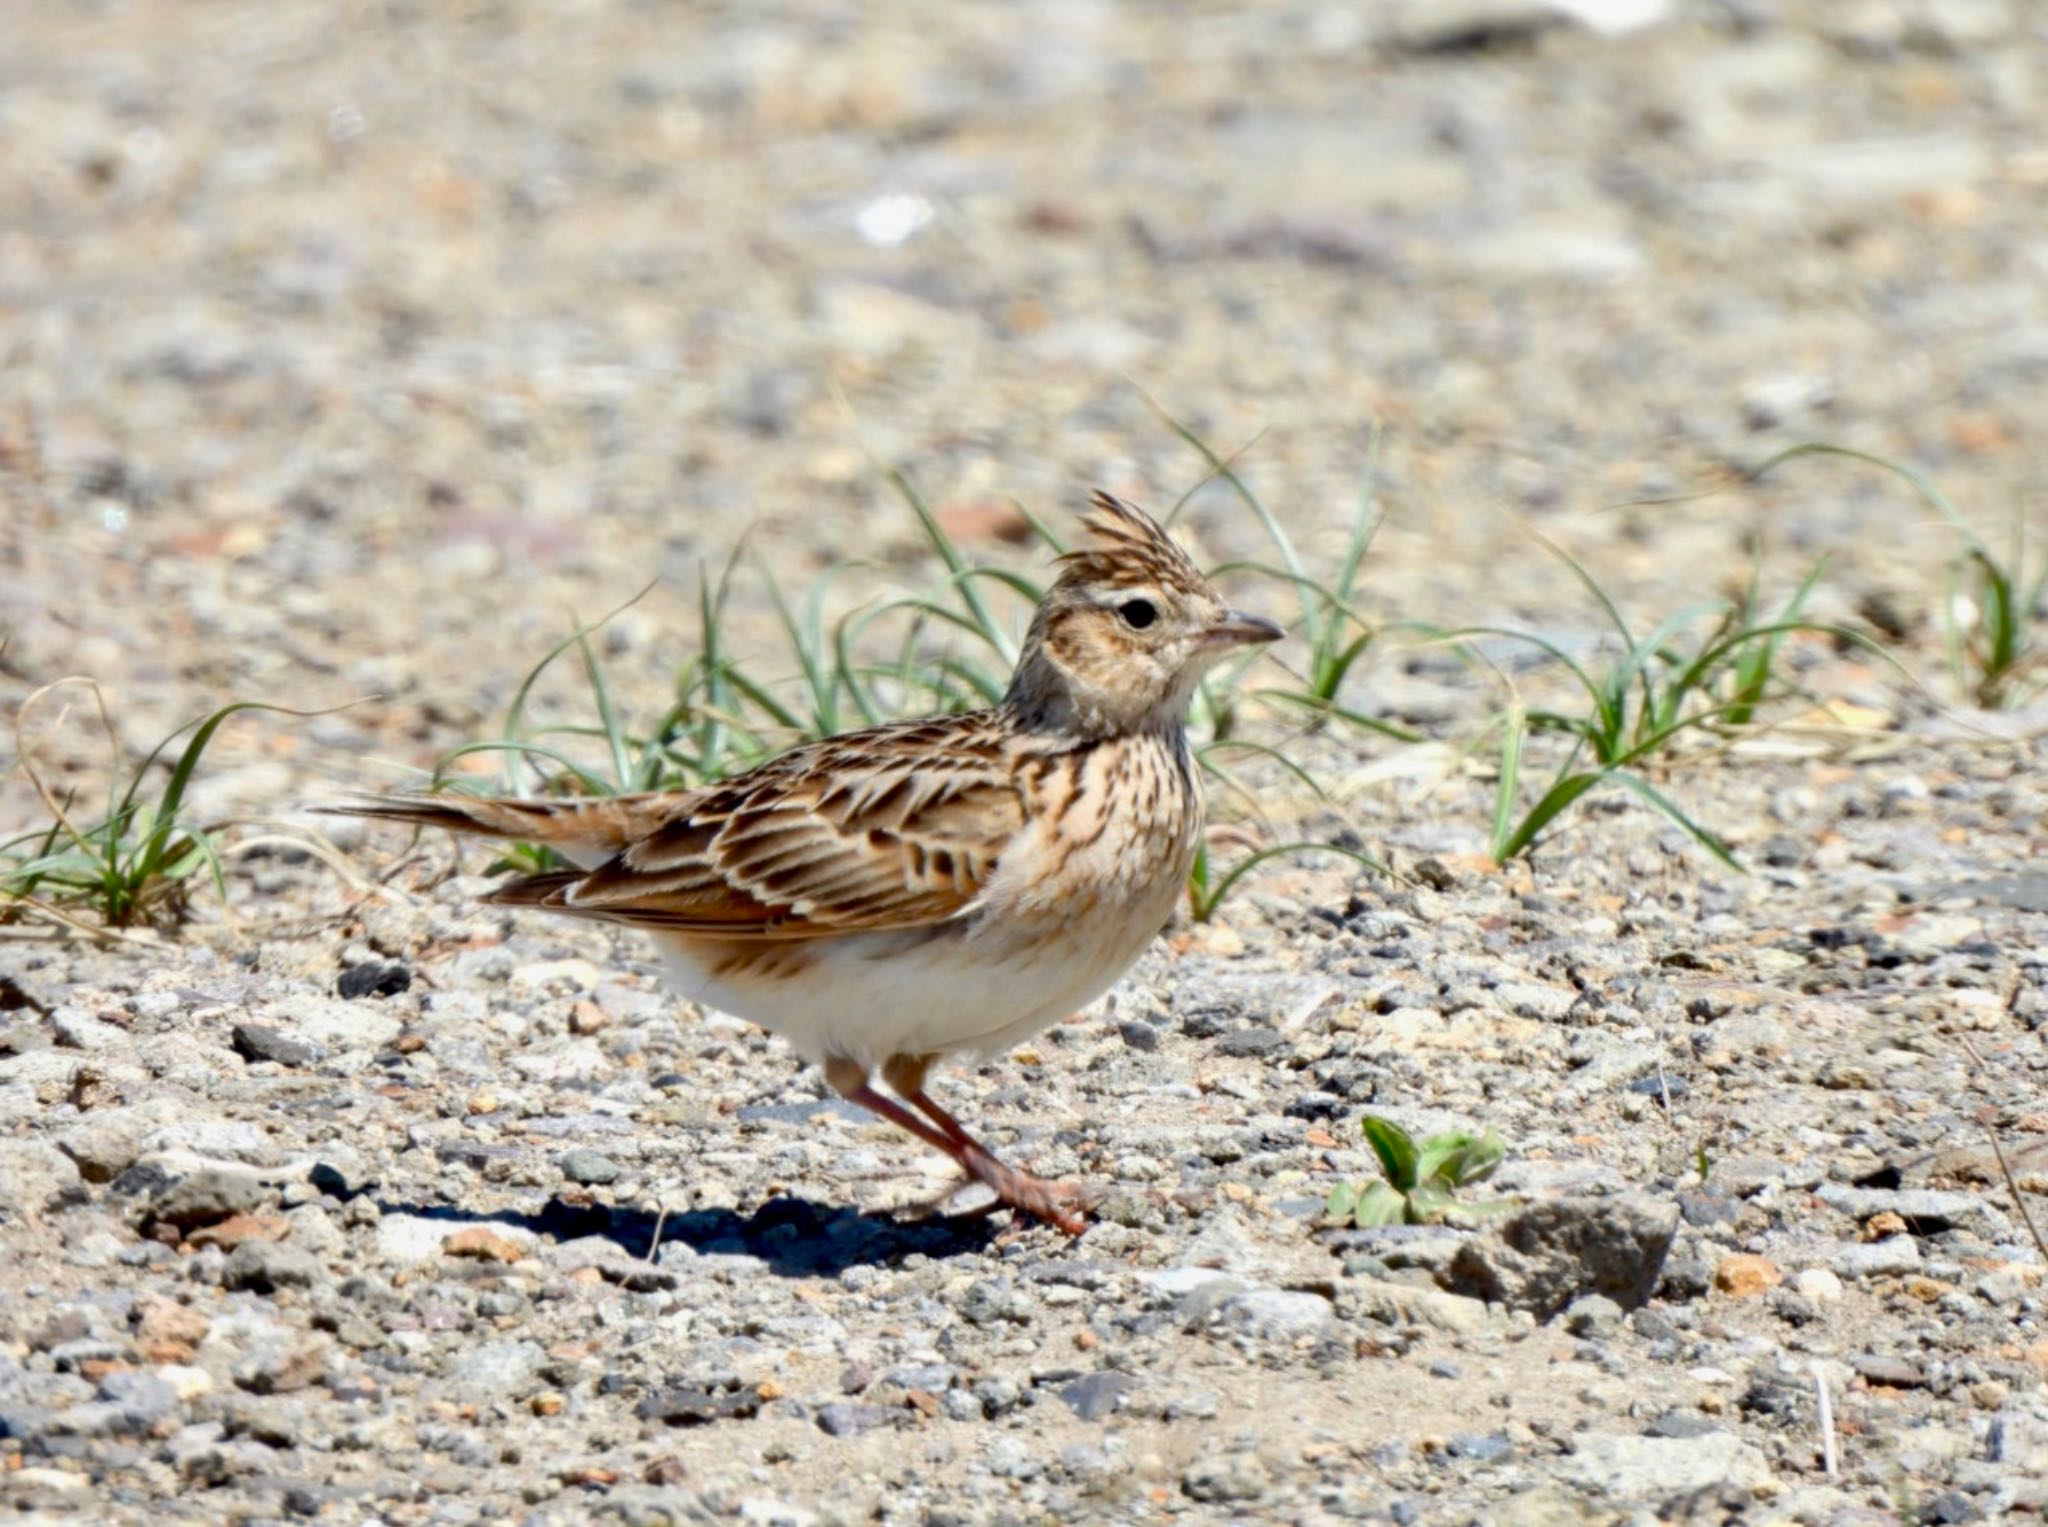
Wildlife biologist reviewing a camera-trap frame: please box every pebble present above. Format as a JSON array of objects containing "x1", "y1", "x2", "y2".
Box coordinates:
[
  {"x1": 1058, "y1": 1371, "x2": 1132, "y2": 1420},
  {"x1": 221, "y1": 1242, "x2": 322, "y2": 1293},
  {"x1": 1831, "y1": 1239, "x2": 1924, "y2": 1279},
  {"x1": 1713, "y1": 1254, "x2": 1782, "y2": 1297},
  {"x1": 559, "y1": 1150, "x2": 622, "y2": 1186},
  {"x1": 1794, "y1": 1268, "x2": 1844, "y2": 1303},
  {"x1": 447, "y1": 1340, "x2": 545, "y2": 1399},
  {"x1": 815, "y1": 1402, "x2": 896, "y2": 1437},
  {"x1": 149, "y1": 1169, "x2": 268, "y2": 1233},
  {"x1": 230, "y1": 1023, "x2": 326, "y2": 1068}
]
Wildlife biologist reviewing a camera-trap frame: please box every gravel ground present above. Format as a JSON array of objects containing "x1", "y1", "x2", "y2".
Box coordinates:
[{"x1": 5, "y1": 1, "x2": 2048, "y2": 1522}]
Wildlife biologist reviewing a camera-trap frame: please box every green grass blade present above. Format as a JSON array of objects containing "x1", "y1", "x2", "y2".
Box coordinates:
[
  {"x1": 1492, "y1": 770, "x2": 1607, "y2": 863},
  {"x1": 1490, "y1": 706, "x2": 1525, "y2": 862},
  {"x1": 1190, "y1": 841, "x2": 1387, "y2": 921},
  {"x1": 1604, "y1": 769, "x2": 1741, "y2": 870}
]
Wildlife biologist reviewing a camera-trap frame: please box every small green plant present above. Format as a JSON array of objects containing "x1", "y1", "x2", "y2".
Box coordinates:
[
  {"x1": 1755, "y1": 443, "x2": 2047, "y2": 710},
  {"x1": 2, "y1": 684, "x2": 323, "y2": 929},
  {"x1": 1323, "y1": 1115, "x2": 1509, "y2": 1228},
  {"x1": 1443, "y1": 534, "x2": 1838, "y2": 867}
]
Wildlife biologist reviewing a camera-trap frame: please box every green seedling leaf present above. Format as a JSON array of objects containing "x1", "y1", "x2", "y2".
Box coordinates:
[
  {"x1": 1351, "y1": 1182, "x2": 1407, "y2": 1227},
  {"x1": 1360, "y1": 1116, "x2": 1420, "y2": 1191}
]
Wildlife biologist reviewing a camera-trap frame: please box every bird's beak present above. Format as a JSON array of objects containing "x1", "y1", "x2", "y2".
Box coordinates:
[{"x1": 1203, "y1": 610, "x2": 1285, "y2": 649}]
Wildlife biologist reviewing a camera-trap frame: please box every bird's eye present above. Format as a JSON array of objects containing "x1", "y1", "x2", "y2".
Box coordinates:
[{"x1": 1118, "y1": 598, "x2": 1158, "y2": 630}]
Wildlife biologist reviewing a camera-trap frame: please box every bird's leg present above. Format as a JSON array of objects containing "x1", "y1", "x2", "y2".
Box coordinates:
[
  {"x1": 823, "y1": 1055, "x2": 964, "y2": 1161},
  {"x1": 880, "y1": 1054, "x2": 1088, "y2": 1237}
]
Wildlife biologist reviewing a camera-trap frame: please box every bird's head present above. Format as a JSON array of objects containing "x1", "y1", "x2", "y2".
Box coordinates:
[{"x1": 1007, "y1": 491, "x2": 1282, "y2": 734}]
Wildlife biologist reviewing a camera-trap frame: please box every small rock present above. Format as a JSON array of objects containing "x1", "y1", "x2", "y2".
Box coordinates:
[
  {"x1": 559, "y1": 1150, "x2": 621, "y2": 1186},
  {"x1": 1832, "y1": 1238, "x2": 1923, "y2": 1279},
  {"x1": 1058, "y1": 1371, "x2": 1132, "y2": 1421},
  {"x1": 50, "y1": 1006, "x2": 121, "y2": 1050},
  {"x1": 447, "y1": 1340, "x2": 544, "y2": 1399},
  {"x1": 233, "y1": 1343, "x2": 327, "y2": 1395},
  {"x1": 1118, "y1": 1020, "x2": 1160, "y2": 1053},
  {"x1": 1218, "y1": 1288, "x2": 1336, "y2": 1341},
  {"x1": 1714, "y1": 1254, "x2": 1783, "y2": 1298},
  {"x1": 1987, "y1": 1408, "x2": 2048, "y2": 1474},
  {"x1": 230, "y1": 1024, "x2": 325, "y2": 1068},
  {"x1": 635, "y1": 1382, "x2": 760, "y2": 1426},
  {"x1": 1563, "y1": 1293, "x2": 1625, "y2": 1337},
  {"x1": 1442, "y1": 1195, "x2": 1678, "y2": 1319},
  {"x1": 189, "y1": 1213, "x2": 289, "y2": 1250},
  {"x1": 1448, "y1": 1432, "x2": 1514, "y2": 1463},
  {"x1": 1794, "y1": 1268, "x2": 1844, "y2": 1303},
  {"x1": 96, "y1": 1369, "x2": 179, "y2": 1430},
  {"x1": 149, "y1": 1169, "x2": 267, "y2": 1233},
  {"x1": 0, "y1": 1141, "x2": 83, "y2": 1216},
  {"x1": 222, "y1": 1241, "x2": 323, "y2": 1293},
  {"x1": 1346, "y1": 1280, "x2": 1491, "y2": 1335},
  {"x1": 337, "y1": 961, "x2": 412, "y2": 1000},
  {"x1": 1214, "y1": 1026, "x2": 1284, "y2": 1059},
  {"x1": 815, "y1": 1402, "x2": 896, "y2": 1437},
  {"x1": 1855, "y1": 1354, "x2": 1925, "y2": 1389},
  {"x1": 442, "y1": 1226, "x2": 531, "y2": 1263}
]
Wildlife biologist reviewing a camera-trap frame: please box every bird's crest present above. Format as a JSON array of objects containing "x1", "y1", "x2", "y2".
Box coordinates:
[{"x1": 1056, "y1": 491, "x2": 1208, "y2": 595}]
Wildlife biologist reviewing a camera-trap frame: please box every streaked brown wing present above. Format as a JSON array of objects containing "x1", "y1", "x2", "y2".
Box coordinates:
[{"x1": 491, "y1": 720, "x2": 1028, "y2": 938}]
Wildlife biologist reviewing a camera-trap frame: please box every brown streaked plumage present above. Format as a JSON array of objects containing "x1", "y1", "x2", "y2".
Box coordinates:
[{"x1": 332, "y1": 492, "x2": 1281, "y2": 1234}]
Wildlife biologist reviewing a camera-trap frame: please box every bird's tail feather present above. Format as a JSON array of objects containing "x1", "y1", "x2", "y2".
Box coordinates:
[{"x1": 319, "y1": 793, "x2": 669, "y2": 868}]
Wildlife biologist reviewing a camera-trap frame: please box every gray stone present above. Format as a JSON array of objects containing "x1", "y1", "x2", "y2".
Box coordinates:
[
  {"x1": 558, "y1": 1149, "x2": 621, "y2": 1186},
  {"x1": 1058, "y1": 1371, "x2": 1132, "y2": 1421},
  {"x1": 222, "y1": 1241, "x2": 322, "y2": 1293},
  {"x1": 149, "y1": 1168, "x2": 267, "y2": 1232},
  {"x1": 1441, "y1": 1195, "x2": 1678, "y2": 1318},
  {"x1": 95, "y1": 1369, "x2": 179, "y2": 1430},
  {"x1": 1218, "y1": 1288, "x2": 1336, "y2": 1341},
  {"x1": 815, "y1": 1401, "x2": 895, "y2": 1437},
  {"x1": 1214, "y1": 1026, "x2": 1285, "y2": 1058},
  {"x1": 1345, "y1": 1280, "x2": 1491, "y2": 1335},
  {"x1": 1815, "y1": 1183, "x2": 2012, "y2": 1242},
  {"x1": 1830, "y1": 1238, "x2": 1923, "y2": 1279},
  {"x1": 1987, "y1": 1408, "x2": 2048, "y2": 1474},
  {"x1": 1562, "y1": 1431, "x2": 1772, "y2": 1498},
  {"x1": 447, "y1": 1339, "x2": 545, "y2": 1399},
  {"x1": 0, "y1": 1141, "x2": 82, "y2": 1216},
  {"x1": 1564, "y1": 1293, "x2": 1625, "y2": 1338},
  {"x1": 1448, "y1": 1432, "x2": 1513, "y2": 1463},
  {"x1": 960, "y1": 1278, "x2": 1027, "y2": 1327},
  {"x1": 231, "y1": 1023, "x2": 326, "y2": 1068},
  {"x1": 56, "y1": 1102, "x2": 184, "y2": 1184},
  {"x1": 49, "y1": 1006, "x2": 121, "y2": 1050}
]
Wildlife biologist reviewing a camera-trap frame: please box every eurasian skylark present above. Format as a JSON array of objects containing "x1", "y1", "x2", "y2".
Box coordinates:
[{"x1": 338, "y1": 493, "x2": 1280, "y2": 1233}]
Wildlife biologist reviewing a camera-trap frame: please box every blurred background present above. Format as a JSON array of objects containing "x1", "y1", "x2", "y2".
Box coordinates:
[{"x1": 2, "y1": 0, "x2": 2044, "y2": 797}]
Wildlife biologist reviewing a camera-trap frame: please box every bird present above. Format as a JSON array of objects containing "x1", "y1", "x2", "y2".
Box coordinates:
[{"x1": 332, "y1": 492, "x2": 1281, "y2": 1234}]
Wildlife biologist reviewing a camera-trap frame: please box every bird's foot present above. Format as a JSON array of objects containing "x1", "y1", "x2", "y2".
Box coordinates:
[{"x1": 962, "y1": 1149, "x2": 1093, "y2": 1237}]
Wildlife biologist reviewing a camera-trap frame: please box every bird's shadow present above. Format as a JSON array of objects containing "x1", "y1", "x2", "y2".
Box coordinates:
[{"x1": 375, "y1": 1191, "x2": 997, "y2": 1277}]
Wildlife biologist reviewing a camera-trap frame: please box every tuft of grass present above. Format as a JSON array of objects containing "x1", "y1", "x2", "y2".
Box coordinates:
[
  {"x1": 1439, "y1": 534, "x2": 1838, "y2": 868},
  {"x1": 1323, "y1": 1114, "x2": 1511, "y2": 1228},
  {"x1": 1753, "y1": 443, "x2": 2047, "y2": 710},
  {"x1": 2, "y1": 683, "x2": 329, "y2": 930}
]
